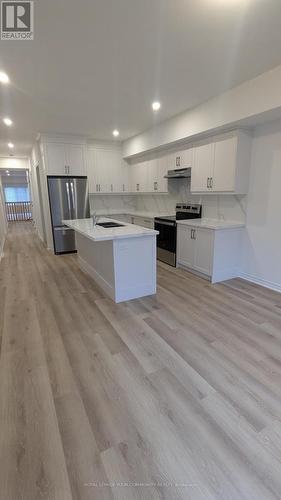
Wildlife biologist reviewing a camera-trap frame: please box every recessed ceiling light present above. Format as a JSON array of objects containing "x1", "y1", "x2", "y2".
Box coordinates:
[
  {"x1": 8, "y1": 142, "x2": 14, "y2": 149},
  {"x1": 3, "y1": 117, "x2": 13, "y2": 126},
  {"x1": 7, "y1": 172, "x2": 10, "y2": 176},
  {"x1": 0, "y1": 72, "x2": 9, "y2": 84},
  {"x1": 113, "y1": 129, "x2": 119, "y2": 137},
  {"x1": 152, "y1": 101, "x2": 161, "y2": 111}
]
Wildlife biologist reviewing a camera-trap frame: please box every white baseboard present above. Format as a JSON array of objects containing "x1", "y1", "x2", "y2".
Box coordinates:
[
  {"x1": 0, "y1": 236, "x2": 5, "y2": 262},
  {"x1": 239, "y1": 272, "x2": 281, "y2": 294}
]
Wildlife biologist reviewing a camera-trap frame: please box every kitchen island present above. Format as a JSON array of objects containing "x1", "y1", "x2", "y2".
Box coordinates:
[{"x1": 62, "y1": 217, "x2": 159, "y2": 303}]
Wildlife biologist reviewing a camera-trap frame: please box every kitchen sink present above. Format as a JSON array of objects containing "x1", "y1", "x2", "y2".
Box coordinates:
[{"x1": 97, "y1": 222, "x2": 125, "y2": 228}]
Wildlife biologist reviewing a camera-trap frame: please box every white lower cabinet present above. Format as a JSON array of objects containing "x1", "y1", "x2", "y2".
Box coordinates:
[
  {"x1": 177, "y1": 223, "x2": 244, "y2": 283},
  {"x1": 177, "y1": 225, "x2": 213, "y2": 277},
  {"x1": 131, "y1": 216, "x2": 154, "y2": 229}
]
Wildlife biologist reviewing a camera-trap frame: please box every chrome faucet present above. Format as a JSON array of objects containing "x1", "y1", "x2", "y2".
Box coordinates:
[{"x1": 92, "y1": 212, "x2": 100, "y2": 226}]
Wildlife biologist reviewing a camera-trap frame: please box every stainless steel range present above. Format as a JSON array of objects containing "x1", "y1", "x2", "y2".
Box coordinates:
[{"x1": 154, "y1": 203, "x2": 202, "y2": 267}]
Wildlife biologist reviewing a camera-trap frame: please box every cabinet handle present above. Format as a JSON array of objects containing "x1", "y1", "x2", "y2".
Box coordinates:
[
  {"x1": 99, "y1": 184, "x2": 101, "y2": 192},
  {"x1": 190, "y1": 229, "x2": 193, "y2": 239},
  {"x1": 210, "y1": 177, "x2": 213, "y2": 189},
  {"x1": 207, "y1": 177, "x2": 209, "y2": 188},
  {"x1": 176, "y1": 156, "x2": 180, "y2": 167},
  {"x1": 136, "y1": 183, "x2": 139, "y2": 192},
  {"x1": 96, "y1": 184, "x2": 98, "y2": 192},
  {"x1": 193, "y1": 229, "x2": 196, "y2": 240}
]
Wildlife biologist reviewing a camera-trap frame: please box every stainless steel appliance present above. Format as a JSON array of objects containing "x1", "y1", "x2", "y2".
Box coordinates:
[
  {"x1": 164, "y1": 168, "x2": 191, "y2": 179},
  {"x1": 154, "y1": 203, "x2": 202, "y2": 267},
  {"x1": 47, "y1": 176, "x2": 90, "y2": 254}
]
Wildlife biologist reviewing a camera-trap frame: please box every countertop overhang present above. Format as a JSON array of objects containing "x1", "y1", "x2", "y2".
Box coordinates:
[{"x1": 62, "y1": 217, "x2": 159, "y2": 242}]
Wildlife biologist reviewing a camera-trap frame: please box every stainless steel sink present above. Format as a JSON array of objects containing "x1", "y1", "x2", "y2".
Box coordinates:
[{"x1": 97, "y1": 222, "x2": 125, "y2": 228}]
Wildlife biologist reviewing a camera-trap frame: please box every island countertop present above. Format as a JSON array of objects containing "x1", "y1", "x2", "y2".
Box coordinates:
[{"x1": 62, "y1": 217, "x2": 159, "y2": 242}]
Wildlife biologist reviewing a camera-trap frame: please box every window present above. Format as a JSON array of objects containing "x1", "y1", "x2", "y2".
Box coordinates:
[{"x1": 4, "y1": 186, "x2": 30, "y2": 202}]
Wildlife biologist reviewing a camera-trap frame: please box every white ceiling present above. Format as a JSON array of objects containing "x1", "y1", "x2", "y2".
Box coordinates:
[{"x1": 0, "y1": 0, "x2": 281, "y2": 157}]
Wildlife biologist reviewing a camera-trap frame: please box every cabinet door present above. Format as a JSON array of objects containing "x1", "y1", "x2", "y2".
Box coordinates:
[
  {"x1": 45, "y1": 143, "x2": 67, "y2": 175},
  {"x1": 193, "y1": 228, "x2": 214, "y2": 276},
  {"x1": 130, "y1": 162, "x2": 148, "y2": 192},
  {"x1": 157, "y1": 156, "x2": 168, "y2": 193},
  {"x1": 87, "y1": 149, "x2": 99, "y2": 193},
  {"x1": 95, "y1": 149, "x2": 117, "y2": 193},
  {"x1": 177, "y1": 225, "x2": 195, "y2": 268},
  {"x1": 146, "y1": 160, "x2": 158, "y2": 192},
  {"x1": 170, "y1": 148, "x2": 193, "y2": 169},
  {"x1": 212, "y1": 137, "x2": 237, "y2": 192},
  {"x1": 67, "y1": 144, "x2": 87, "y2": 176},
  {"x1": 191, "y1": 143, "x2": 214, "y2": 192},
  {"x1": 118, "y1": 161, "x2": 129, "y2": 193}
]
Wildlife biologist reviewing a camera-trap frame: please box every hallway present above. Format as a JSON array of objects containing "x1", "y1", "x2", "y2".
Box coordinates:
[{"x1": 2, "y1": 223, "x2": 281, "y2": 499}]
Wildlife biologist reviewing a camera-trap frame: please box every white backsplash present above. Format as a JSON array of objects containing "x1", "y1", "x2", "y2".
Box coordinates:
[
  {"x1": 90, "y1": 180, "x2": 247, "y2": 221},
  {"x1": 89, "y1": 194, "x2": 136, "y2": 215}
]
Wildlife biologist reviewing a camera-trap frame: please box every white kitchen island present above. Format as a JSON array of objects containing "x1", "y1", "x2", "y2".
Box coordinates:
[{"x1": 62, "y1": 218, "x2": 159, "y2": 303}]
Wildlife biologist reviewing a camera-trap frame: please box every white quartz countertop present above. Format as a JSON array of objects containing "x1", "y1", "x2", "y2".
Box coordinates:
[
  {"x1": 176, "y1": 219, "x2": 245, "y2": 230},
  {"x1": 62, "y1": 217, "x2": 159, "y2": 242}
]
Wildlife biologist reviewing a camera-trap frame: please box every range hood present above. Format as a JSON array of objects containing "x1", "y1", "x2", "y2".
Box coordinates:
[{"x1": 164, "y1": 167, "x2": 191, "y2": 179}]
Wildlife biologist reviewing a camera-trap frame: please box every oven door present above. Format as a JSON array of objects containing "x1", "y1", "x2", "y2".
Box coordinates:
[{"x1": 154, "y1": 220, "x2": 177, "y2": 267}]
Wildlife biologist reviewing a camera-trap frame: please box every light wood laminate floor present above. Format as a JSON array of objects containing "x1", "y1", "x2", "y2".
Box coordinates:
[{"x1": 1, "y1": 222, "x2": 281, "y2": 499}]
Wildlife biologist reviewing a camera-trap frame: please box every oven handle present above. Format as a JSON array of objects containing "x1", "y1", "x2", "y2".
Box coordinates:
[{"x1": 155, "y1": 220, "x2": 176, "y2": 227}]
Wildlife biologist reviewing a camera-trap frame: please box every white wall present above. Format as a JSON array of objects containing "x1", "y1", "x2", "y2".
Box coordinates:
[
  {"x1": 0, "y1": 177, "x2": 8, "y2": 258},
  {"x1": 0, "y1": 157, "x2": 29, "y2": 170},
  {"x1": 241, "y1": 119, "x2": 281, "y2": 292},
  {"x1": 123, "y1": 65, "x2": 281, "y2": 158}
]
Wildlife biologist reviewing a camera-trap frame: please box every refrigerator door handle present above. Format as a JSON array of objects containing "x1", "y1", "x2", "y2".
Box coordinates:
[
  {"x1": 65, "y1": 182, "x2": 71, "y2": 219},
  {"x1": 70, "y1": 181, "x2": 76, "y2": 217}
]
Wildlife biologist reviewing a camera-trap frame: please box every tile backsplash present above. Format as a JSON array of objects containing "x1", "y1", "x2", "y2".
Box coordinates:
[{"x1": 90, "y1": 180, "x2": 247, "y2": 221}]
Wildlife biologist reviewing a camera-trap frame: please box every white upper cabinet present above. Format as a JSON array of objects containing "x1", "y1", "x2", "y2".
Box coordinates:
[
  {"x1": 156, "y1": 155, "x2": 168, "y2": 193},
  {"x1": 87, "y1": 146, "x2": 128, "y2": 194},
  {"x1": 130, "y1": 162, "x2": 149, "y2": 192},
  {"x1": 67, "y1": 144, "x2": 87, "y2": 176},
  {"x1": 45, "y1": 143, "x2": 67, "y2": 175},
  {"x1": 191, "y1": 131, "x2": 251, "y2": 194},
  {"x1": 44, "y1": 142, "x2": 87, "y2": 176},
  {"x1": 191, "y1": 143, "x2": 214, "y2": 192},
  {"x1": 168, "y1": 148, "x2": 193, "y2": 169}
]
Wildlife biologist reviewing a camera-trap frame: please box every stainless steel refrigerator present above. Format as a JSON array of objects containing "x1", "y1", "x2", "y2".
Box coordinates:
[{"x1": 47, "y1": 176, "x2": 90, "y2": 254}]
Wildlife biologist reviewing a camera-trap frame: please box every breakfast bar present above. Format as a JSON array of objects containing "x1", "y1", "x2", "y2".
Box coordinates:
[{"x1": 63, "y1": 217, "x2": 158, "y2": 303}]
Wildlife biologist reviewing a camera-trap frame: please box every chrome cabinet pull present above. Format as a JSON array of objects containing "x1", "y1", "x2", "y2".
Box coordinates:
[{"x1": 193, "y1": 229, "x2": 196, "y2": 240}]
